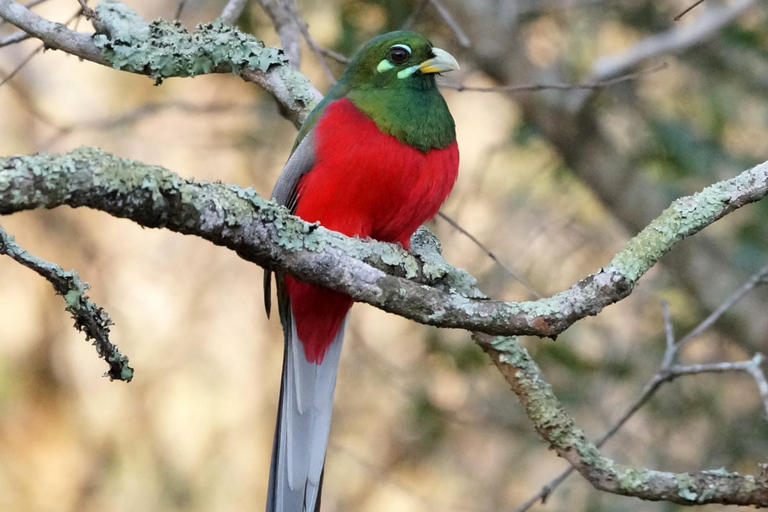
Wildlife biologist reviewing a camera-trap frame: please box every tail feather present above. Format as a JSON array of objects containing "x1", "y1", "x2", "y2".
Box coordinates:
[{"x1": 267, "y1": 313, "x2": 348, "y2": 512}]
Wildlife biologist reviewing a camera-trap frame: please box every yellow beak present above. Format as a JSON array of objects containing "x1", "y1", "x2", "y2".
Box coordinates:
[{"x1": 418, "y1": 48, "x2": 460, "y2": 74}]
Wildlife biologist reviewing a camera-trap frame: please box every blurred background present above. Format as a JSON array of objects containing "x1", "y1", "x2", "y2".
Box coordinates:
[{"x1": 1, "y1": 0, "x2": 767, "y2": 511}]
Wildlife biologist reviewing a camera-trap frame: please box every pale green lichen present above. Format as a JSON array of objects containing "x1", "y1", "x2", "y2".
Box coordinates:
[
  {"x1": 609, "y1": 183, "x2": 731, "y2": 282},
  {"x1": 677, "y1": 473, "x2": 698, "y2": 501},
  {"x1": 92, "y1": 1, "x2": 286, "y2": 79},
  {"x1": 491, "y1": 336, "x2": 519, "y2": 353}
]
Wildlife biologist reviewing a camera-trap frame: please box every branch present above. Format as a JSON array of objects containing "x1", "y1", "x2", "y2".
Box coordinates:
[
  {"x1": 219, "y1": 0, "x2": 249, "y2": 26},
  {"x1": 0, "y1": 30, "x2": 29, "y2": 47},
  {"x1": 2, "y1": 148, "x2": 768, "y2": 339},
  {"x1": 512, "y1": 266, "x2": 768, "y2": 510},
  {"x1": 666, "y1": 355, "x2": 768, "y2": 419},
  {"x1": 0, "y1": 0, "x2": 322, "y2": 127},
  {"x1": 0, "y1": 225, "x2": 133, "y2": 382},
  {"x1": 590, "y1": 0, "x2": 755, "y2": 81},
  {"x1": 256, "y1": 0, "x2": 301, "y2": 67},
  {"x1": 476, "y1": 333, "x2": 768, "y2": 507},
  {"x1": 443, "y1": 62, "x2": 667, "y2": 94}
]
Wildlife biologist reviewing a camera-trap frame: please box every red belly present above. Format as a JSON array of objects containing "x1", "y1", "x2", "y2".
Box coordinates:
[{"x1": 285, "y1": 98, "x2": 459, "y2": 362}]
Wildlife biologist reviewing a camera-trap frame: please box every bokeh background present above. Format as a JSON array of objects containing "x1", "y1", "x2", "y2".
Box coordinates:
[{"x1": 1, "y1": 0, "x2": 767, "y2": 511}]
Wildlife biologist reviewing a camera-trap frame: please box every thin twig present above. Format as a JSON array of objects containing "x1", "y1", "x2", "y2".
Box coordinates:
[
  {"x1": 38, "y1": 101, "x2": 257, "y2": 150},
  {"x1": 743, "y1": 354, "x2": 768, "y2": 419},
  {"x1": 665, "y1": 354, "x2": 768, "y2": 418},
  {"x1": 675, "y1": 0, "x2": 706, "y2": 21},
  {"x1": 0, "y1": 42, "x2": 42, "y2": 87},
  {"x1": 436, "y1": 211, "x2": 541, "y2": 299},
  {"x1": 287, "y1": 6, "x2": 337, "y2": 84},
  {"x1": 174, "y1": 0, "x2": 188, "y2": 21},
  {"x1": 0, "y1": 30, "x2": 30, "y2": 47},
  {"x1": 428, "y1": 0, "x2": 470, "y2": 47},
  {"x1": 0, "y1": 225, "x2": 133, "y2": 381},
  {"x1": 0, "y1": 8, "x2": 81, "y2": 88},
  {"x1": 443, "y1": 62, "x2": 668, "y2": 94},
  {"x1": 675, "y1": 263, "x2": 768, "y2": 351},
  {"x1": 75, "y1": 0, "x2": 97, "y2": 20},
  {"x1": 256, "y1": 0, "x2": 301, "y2": 67},
  {"x1": 219, "y1": 0, "x2": 249, "y2": 25},
  {"x1": 317, "y1": 45, "x2": 349, "y2": 64},
  {"x1": 660, "y1": 300, "x2": 676, "y2": 368},
  {"x1": 402, "y1": 0, "x2": 429, "y2": 30}
]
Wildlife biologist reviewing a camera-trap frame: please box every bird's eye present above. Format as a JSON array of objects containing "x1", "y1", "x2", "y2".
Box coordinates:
[{"x1": 388, "y1": 44, "x2": 411, "y2": 64}]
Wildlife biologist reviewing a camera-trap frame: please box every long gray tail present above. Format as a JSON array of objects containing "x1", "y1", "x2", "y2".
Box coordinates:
[{"x1": 266, "y1": 314, "x2": 348, "y2": 512}]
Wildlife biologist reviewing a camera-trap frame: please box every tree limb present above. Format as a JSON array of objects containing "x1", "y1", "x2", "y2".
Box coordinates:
[
  {"x1": 1, "y1": 147, "x2": 768, "y2": 339},
  {"x1": 0, "y1": 224, "x2": 133, "y2": 381},
  {"x1": 589, "y1": 0, "x2": 755, "y2": 82},
  {"x1": 0, "y1": 0, "x2": 322, "y2": 127},
  {"x1": 476, "y1": 333, "x2": 768, "y2": 507}
]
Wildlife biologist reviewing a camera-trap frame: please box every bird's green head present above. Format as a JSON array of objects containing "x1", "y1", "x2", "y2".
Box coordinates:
[
  {"x1": 341, "y1": 30, "x2": 460, "y2": 90},
  {"x1": 295, "y1": 31, "x2": 460, "y2": 151}
]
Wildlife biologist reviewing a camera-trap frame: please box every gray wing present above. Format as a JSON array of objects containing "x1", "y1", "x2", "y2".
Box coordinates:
[{"x1": 263, "y1": 129, "x2": 317, "y2": 317}]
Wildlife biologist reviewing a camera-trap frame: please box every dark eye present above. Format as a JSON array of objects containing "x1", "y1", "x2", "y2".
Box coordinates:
[{"x1": 388, "y1": 44, "x2": 411, "y2": 64}]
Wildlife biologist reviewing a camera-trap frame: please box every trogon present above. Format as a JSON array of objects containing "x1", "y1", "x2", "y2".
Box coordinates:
[{"x1": 263, "y1": 30, "x2": 460, "y2": 512}]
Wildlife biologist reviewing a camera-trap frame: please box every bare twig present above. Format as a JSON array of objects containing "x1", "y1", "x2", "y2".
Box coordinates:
[
  {"x1": 0, "y1": 225, "x2": 133, "y2": 381},
  {"x1": 75, "y1": 0, "x2": 96, "y2": 20},
  {"x1": 219, "y1": 0, "x2": 249, "y2": 25},
  {"x1": 591, "y1": 0, "x2": 755, "y2": 81},
  {"x1": 443, "y1": 62, "x2": 667, "y2": 93},
  {"x1": 317, "y1": 45, "x2": 349, "y2": 64},
  {"x1": 428, "y1": 0, "x2": 470, "y2": 48},
  {"x1": 665, "y1": 354, "x2": 768, "y2": 418},
  {"x1": 675, "y1": 0, "x2": 706, "y2": 21},
  {"x1": 256, "y1": 0, "x2": 301, "y2": 67},
  {"x1": 292, "y1": 11, "x2": 337, "y2": 84},
  {"x1": 38, "y1": 100, "x2": 256, "y2": 149},
  {"x1": 0, "y1": 30, "x2": 29, "y2": 47},
  {"x1": 0, "y1": 42, "x2": 42, "y2": 87},
  {"x1": 0, "y1": 8, "x2": 81, "y2": 88},
  {"x1": 436, "y1": 211, "x2": 541, "y2": 298},
  {"x1": 743, "y1": 354, "x2": 768, "y2": 419},
  {"x1": 675, "y1": 264, "x2": 768, "y2": 351},
  {"x1": 660, "y1": 299, "x2": 676, "y2": 368},
  {"x1": 402, "y1": 0, "x2": 429, "y2": 30},
  {"x1": 174, "y1": 0, "x2": 188, "y2": 21},
  {"x1": 401, "y1": 0, "x2": 470, "y2": 47}
]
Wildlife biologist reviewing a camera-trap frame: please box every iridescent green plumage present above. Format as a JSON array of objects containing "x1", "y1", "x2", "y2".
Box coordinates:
[{"x1": 294, "y1": 31, "x2": 457, "y2": 152}]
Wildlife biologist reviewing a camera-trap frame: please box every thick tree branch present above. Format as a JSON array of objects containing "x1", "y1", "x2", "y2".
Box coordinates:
[
  {"x1": 0, "y1": 225, "x2": 133, "y2": 381},
  {"x1": 0, "y1": 0, "x2": 322, "y2": 127},
  {"x1": 1, "y1": 148, "x2": 768, "y2": 339},
  {"x1": 476, "y1": 333, "x2": 768, "y2": 507},
  {"x1": 513, "y1": 267, "x2": 768, "y2": 511}
]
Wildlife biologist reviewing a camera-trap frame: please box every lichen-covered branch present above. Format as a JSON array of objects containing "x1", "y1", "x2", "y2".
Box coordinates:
[
  {"x1": 2, "y1": 148, "x2": 768, "y2": 340},
  {"x1": 0, "y1": 225, "x2": 133, "y2": 382},
  {"x1": 475, "y1": 333, "x2": 768, "y2": 507},
  {"x1": 0, "y1": 0, "x2": 322, "y2": 127}
]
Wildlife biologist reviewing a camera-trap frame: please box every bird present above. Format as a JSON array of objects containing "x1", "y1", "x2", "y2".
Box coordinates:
[{"x1": 263, "y1": 30, "x2": 460, "y2": 512}]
